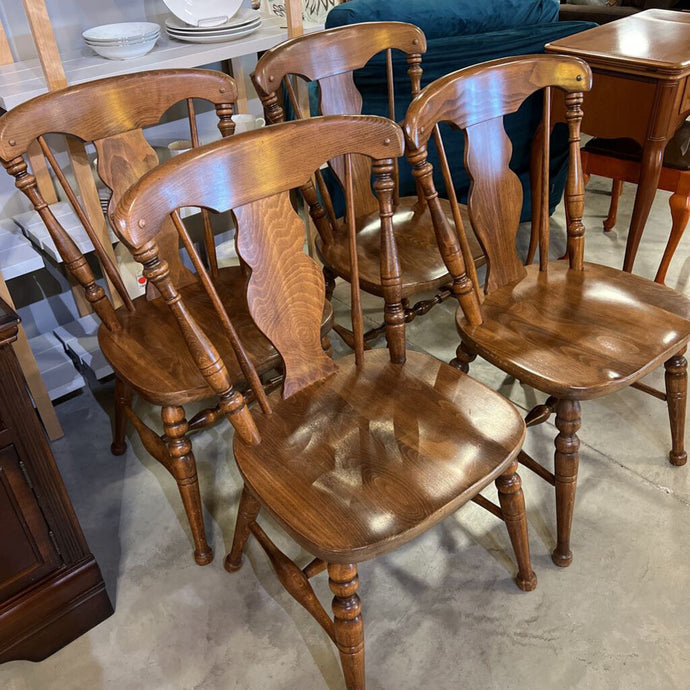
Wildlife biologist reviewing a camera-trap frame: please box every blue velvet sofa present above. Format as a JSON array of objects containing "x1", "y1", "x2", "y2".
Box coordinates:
[{"x1": 324, "y1": 0, "x2": 595, "y2": 220}]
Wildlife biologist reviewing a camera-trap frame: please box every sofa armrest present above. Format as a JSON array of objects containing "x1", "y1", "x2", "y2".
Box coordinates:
[{"x1": 558, "y1": 5, "x2": 639, "y2": 23}]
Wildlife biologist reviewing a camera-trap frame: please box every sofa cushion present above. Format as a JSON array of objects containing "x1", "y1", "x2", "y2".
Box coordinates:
[{"x1": 326, "y1": 0, "x2": 560, "y2": 39}]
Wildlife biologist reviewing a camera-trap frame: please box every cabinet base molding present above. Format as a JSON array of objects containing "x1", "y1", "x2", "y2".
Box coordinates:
[{"x1": 0, "y1": 556, "x2": 113, "y2": 663}]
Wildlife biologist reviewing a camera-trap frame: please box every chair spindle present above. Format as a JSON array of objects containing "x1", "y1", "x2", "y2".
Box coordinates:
[
  {"x1": 539, "y1": 87, "x2": 551, "y2": 272},
  {"x1": 38, "y1": 136, "x2": 135, "y2": 312}
]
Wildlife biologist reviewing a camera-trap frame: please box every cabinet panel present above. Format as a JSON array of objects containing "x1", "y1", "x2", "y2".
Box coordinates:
[{"x1": 0, "y1": 444, "x2": 61, "y2": 602}]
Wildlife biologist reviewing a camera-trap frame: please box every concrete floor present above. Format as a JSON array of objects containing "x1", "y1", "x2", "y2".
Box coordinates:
[{"x1": 3, "y1": 176, "x2": 690, "y2": 689}]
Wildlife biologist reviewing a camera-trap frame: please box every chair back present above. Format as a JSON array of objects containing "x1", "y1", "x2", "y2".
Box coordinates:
[
  {"x1": 252, "y1": 22, "x2": 426, "y2": 239},
  {"x1": 403, "y1": 54, "x2": 592, "y2": 324},
  {"x1": 113, "y1": 116, "x2": 405, "y2": 434},
  {"x1": 0, "y1": 68, "x2": 238, "y2": 330}
]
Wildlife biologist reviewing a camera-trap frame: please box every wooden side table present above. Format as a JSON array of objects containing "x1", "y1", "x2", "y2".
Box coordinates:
[
  {"x1": 546, "y1": 9, "x2": 690, "y2": 272},
  {"x1": 0, "y1": 297, "x2": 112, "y2": 662}
]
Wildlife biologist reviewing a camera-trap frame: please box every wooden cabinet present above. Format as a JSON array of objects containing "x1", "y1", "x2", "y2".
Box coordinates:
[{"x1": 0, "y1": 297, "x2": 112, "y2": 663}]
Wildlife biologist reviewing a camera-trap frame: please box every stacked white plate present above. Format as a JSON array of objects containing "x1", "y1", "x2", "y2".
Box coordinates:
[
  {"x1": 83, "y1": 22, "x2": 160, "y2": 60},
  {"x1": 165, "y1": 9, "x2": 262, "y2": 44}
]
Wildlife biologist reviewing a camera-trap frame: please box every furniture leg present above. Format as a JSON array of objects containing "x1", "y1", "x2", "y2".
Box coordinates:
[
  {"x1": 110, "y1": 376, "x2": 132, "y2": 456},
  {"x1": 495, "y1": 459, "x2": 537, "y2": 591},
  {"x1": 603, "y1": 179, "x2": 623, "y2": 232},
  {"x1": 323, "y1": 265, "x2": 337, "y2": 302},
  {"x1": 664, "y1": 348, "x2": 687, "y2": 467},
  {"x1": 224, "y1": 485, "x2": 261, "y2": 572},
  {"x1": 552, "y1": 398, "x2": 581, "y2": 567},
  {"x1": 655, "y1": 187, "x2": 690, "y2": 285},
  {"x1": 622, "y1": 83, "x2": 674, "y2": 273},
  {"x1": 161, "y1": 405, "x2": 213, "y2": 565},
  {"x1": 328, "y1": 563, "x2": 365, "y2": 690},
  {"x1": 450, "y1": 340, "x2": 476, "y2": 373},
  {"x1": 526, "y1": 120, "x2": 543, "y2": 266}
]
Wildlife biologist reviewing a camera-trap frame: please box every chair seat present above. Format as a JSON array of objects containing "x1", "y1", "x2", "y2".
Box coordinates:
[
  {"x1": 317, "y1": 197, "x2": 484, "y2": 298},
  {"x1": 99, "y1": 266, "x2": 333, "y2": 406},
  {"x1": 457, "y1": 262, "x2": 690, "y2": 400},
  {"x1": 234, "y1": 348, "x2": 525, "y2": 563},
  {"x1": 584, "y1": 121, "x2": 690, "y2": 171}
]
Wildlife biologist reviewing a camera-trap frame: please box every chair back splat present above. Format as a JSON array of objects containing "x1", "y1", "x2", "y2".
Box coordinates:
[
  {"x1": 253, "y1": 21, "x2": 426, "y2": 229},
  {"x1": 114, "y1": 116, "x2": 406, "y2": 402},
  {"x1": 405, "y1": 54, "x2": 591, "y2": 297}
]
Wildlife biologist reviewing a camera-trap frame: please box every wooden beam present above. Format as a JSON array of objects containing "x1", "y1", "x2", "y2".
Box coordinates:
[
  {"x1": 0, "y1": 17, "x2": 14, "y2": 65},
  {"x1": 285, "y1": 0, "x2": 304, "y2": 38}
]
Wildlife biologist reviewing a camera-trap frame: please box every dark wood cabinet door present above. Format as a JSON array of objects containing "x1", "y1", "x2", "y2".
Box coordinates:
[{"x1": 0, "y1": 443, "x2": 62, "y2": 603}]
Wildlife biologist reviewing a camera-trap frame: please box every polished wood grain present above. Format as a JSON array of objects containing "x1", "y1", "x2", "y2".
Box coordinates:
[
  {"x1": 405, "y1": 54, "x2": 690, "y2": 569},
  {"x1": 546, "y1": 10, "x2": 690, "y2": 273},
  {"x1": 252, "y1": 22, "x2": 485, "y2": 342},
  {"x1": 234, "y1": 348, "x2": 529, "y2": 562},
  {"x1": 114, "y1": 115, "x2": 536, "y2": 690},
  {"x1": 0, "y1": 68, "x2": 309, "y2": 566}
]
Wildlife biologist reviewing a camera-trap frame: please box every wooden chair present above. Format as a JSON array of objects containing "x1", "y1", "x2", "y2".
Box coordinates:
[
  {"x1": 581, "y1": 120, "x2": 690, "y2": 284},
  {"x1": 113, "y1": 114, "x2": 536, "y2": 689},
  {"x1": 404, "y1": 54, "x2": 690, "y2": 568},
  {"x1": 0, "y1": 69, "x2": 331, "y2": 566},
  {"x1": 252, "y1": 22, "x2": 484, "y2": 347}
]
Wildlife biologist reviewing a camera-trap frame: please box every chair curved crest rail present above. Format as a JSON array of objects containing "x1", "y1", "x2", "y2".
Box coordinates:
[
  {"x1": 114, "y1": 114, "x2": 536, "y2": 690},
  {"x1": 251, "y1": 21, "x2": 485, "y2": 349},
  {"x1": 404, "y1": 54, "x2": 690, "y2": 568},
  {"x1": 0, "y1": 68, "x2": 331, "y2": 566}
]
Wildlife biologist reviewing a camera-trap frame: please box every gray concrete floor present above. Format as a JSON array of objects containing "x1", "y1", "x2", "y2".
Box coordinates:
[{"x1": 3, "y1": 176, "x2": 690, "y2": 689}]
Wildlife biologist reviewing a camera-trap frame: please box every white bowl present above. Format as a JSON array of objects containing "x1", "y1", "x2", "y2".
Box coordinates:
[
  {"x1": 82, "y1": 22, "x2": 160, "y2": 42},
  {"x1": 86, "y1": 34, "x2": 158, "y2": 60}
]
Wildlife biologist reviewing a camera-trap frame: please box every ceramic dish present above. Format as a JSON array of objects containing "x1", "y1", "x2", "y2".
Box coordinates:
[
  {"x1": 162, "y1": 0, "x2": 243, "y2": 27},
  {"x1": 166, "y1": 19, "x2": 260, "y2": 38},
  {"x1": 86, "y1": 34, "x2": 158, "y2": 59},
  {"x1": 82, "y1": 22, "x2": 160, "y2": 43},
  {"x1": 165, "y1": 8, "x2": 259, "y2": 32},
  {"x1": 165, "y1": 22, "x2": 260, "y2": 43}
]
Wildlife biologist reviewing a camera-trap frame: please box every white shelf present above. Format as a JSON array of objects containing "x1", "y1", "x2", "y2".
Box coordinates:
[
  {"x1": 14, "y1": 201, "x2": 118, "y2": 263},
  {"x1": 54, "y1": 314, "x2": 112, "y2": 380},
  {"x1": 0, "y1": 17, "x2": 323, "y2": 111},
  {"x1": 0, "y1": 218, "x2": 43, "y2": 280},
  {"x1": 28, "y1": 333, "x2": 85, "y2": 400}
]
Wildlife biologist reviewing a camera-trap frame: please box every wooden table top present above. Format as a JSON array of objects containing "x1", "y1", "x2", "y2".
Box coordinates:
[{"x1": 546, "y1": 10, "x2": 690, "y2": 76}]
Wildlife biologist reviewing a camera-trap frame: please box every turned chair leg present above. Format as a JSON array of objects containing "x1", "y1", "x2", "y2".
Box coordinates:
[
  {"x1": 665, "y1": 348, "x2": 687, "y2": 467},
  {"x1": 552, "y1": 399, "x2": 581, "y2": 567},
  {"x1": 603, "y1": 179, "x2": 623, "y2": 232},
  {"x1": 496, "y1": 459, "x2": 537, "y2": 591},
  {"x1": 450, "y1": 340, "x2": 477, "y2": 373},
  {"x1": 328, "y1": 563, "x2": 365, "y2": 690},
  {"x1": 324, "y1": 265, "x2": 337, "y2": 302},
  {"x1": 110, "y1": 376, "x2": 133, "y2": 456},
  {"x1": 225, "y1": 485, "x2": 261, "y2": 572},
  {"x1": 162, "y1": 405, "x2": 213, "y2": 565},
  {"x1": 655, "y1": 190, "x2": 690, "y2": 285}
]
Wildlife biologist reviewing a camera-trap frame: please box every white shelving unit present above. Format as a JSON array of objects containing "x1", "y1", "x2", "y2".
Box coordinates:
[{"x1": 0, "y1": 16, "x2": 322, "y2": 110}]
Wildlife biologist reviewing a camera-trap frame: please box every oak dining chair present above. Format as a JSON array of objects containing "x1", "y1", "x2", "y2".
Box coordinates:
[
  {"x1": 404, "y1": 54, "x2": 690, "y2": 568},
  {"x1": 113, "y1": 114, "x2": 536, "y2": 689},
  {"x1": 252, "y1": 21, "x2": 484, "y2": 347},
  {"x1": 0, "y1": 69, "x2": 331, "y2": 566}
]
